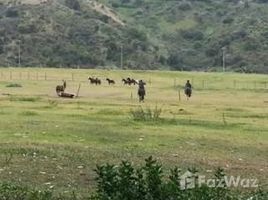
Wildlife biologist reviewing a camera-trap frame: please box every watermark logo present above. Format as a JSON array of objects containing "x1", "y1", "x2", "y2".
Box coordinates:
[{"x1": 179, "y1": 171, "x2": 258, "y2": 190}]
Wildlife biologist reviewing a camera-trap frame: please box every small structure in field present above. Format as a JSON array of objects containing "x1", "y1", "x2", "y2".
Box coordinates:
[
  {"x1": 56, "y1": 80, "x2": 66, "y2": 94},
  {"x1": 56, "y1": 81, "x2": 80, "y2": 99},
  {"x1": 58, "y1": 92, "x2": 75, "y2": 98}
]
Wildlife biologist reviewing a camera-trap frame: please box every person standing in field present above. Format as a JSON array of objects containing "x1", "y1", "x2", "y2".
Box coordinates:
[
  {"x1": 184, "y1": 80, "x2": 192, "y2": 100},
  {"x1": 138, "y1": 80, "x2": 146, "y2": 102}
]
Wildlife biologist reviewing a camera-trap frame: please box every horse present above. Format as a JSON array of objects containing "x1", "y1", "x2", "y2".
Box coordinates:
[
  {"x1": 88, "y1": 77, "x2": 101, "y2": 85},
  {"x1": 88, "y1": 77, "x2": 95, "y2": 84},
  {"x1": 106, "y1": 78, "x2": 115, "y2": 85},
  {"x1": 184, "y1": 87, "x2": 192, "y2": 100},
  {"x1": 122, "y1": 78, "x2": 130, "y2": 85},
  {"x1": 131, "y1": 79, "x2": 138, "y2": 85},
  {"x1": 96, "y1": 78, "x2": 101, "y2": 85},
  {"x1": 56, "y1": 80, "x2": 66, "y2": 95}
]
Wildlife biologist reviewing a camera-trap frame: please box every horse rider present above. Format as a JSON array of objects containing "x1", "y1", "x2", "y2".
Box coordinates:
[
  {"x1": 185, "y1": 80, "x2": 192, "y2": 90},
  {"x1": 184, "y1": 80, "x2": 192, "y2": 99},
  {"x1": 138, "y1": 80, "x2": 146, "y2": 102}
]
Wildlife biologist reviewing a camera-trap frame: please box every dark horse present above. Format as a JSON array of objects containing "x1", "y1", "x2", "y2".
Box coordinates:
[
  {"x1": 106, "y1": 78, "x2": 115, "y2": 85},
  {"x1": 56, "y1": 80, "x2": 66, "y2": 96},
  {"x1": 138, "y1": 80, "x2": 146, "y2": 102},
  {"x1": 184, "y1": 80, "x2": 192, "y2": 100},
  {"x1": 122, "y1": 78, "x2": 129, "y2": 85},
  {"x1": 184, "y1": 87, "x2": 192, "y2": 100},
  {"x1": 88, "y1": 77, "x2": 101, "y2": 85}
]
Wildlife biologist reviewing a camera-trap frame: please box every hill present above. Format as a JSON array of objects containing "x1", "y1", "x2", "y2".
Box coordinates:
[{"x1": 0, "y1": 0, "x2": 268, "y2": 73}]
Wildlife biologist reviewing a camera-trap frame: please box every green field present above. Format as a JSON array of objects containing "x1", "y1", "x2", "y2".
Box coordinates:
[{"x1": 0, "y1": 68, "x2": 267, "y2": 195}]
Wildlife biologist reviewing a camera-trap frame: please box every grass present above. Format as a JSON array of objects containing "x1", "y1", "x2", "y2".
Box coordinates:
[{"x1": 0, "y1": 68, "x2": 267, "y2": 196}]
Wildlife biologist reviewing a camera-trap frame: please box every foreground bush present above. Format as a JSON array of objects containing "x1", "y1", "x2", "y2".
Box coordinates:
[
  {"x1": 92, "y1": 156, "x2": 268, "y2": 200},
  {"x1": 0, "y1": 157, "x2": 267, "y2": 200}
]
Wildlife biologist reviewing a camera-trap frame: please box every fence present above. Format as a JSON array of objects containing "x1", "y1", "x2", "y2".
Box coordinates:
[
  {"x1": 0, "y1": 71, "x2": 77, "y2": 82},
  {"x1": 0, "y1": 71, "x2": 267, "y2": 91}
]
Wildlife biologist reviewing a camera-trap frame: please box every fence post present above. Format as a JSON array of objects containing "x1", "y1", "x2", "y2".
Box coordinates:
[
  {"x1": 178, "y1": 89, "x2": 181, "y2": 102},
  {"x1": 45, "y1": 72, "x2": 47, "y2": 81},
  {"x1": 233, "y1": 80, "x2": 236, "y2": 89},
  {"x1": 130, "y1": 92, "x2": 133, "y2": 100}
]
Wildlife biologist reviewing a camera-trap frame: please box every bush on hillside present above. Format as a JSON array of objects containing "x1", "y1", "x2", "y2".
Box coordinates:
[{"x1": 5, "y1": 8, "x2": 19, "y2": 18}]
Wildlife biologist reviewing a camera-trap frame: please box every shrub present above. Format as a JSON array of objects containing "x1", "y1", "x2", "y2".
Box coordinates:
[
  {"x1": 65, "y1": 0, "x2": 81, "y2": 11},
  {"x1": 5, "y1": 8, "x2": 19, "y2": 18},
  {"x1": 0, "y1": 183, "x2": 53, "y2": 200},
  {"x1": 178, "y1": 3, "x2": 192, "y2": 11},
  {"x1": 130, "y1": 106, "x2": 162, "y2": 121},
  {"x1": 91, "y1": 157, "x2": 268, "y2": 200},
  {"x1": 222, "y1": 17, "x2": 234, "y2": 24},
  {"x1": 6, "y1": 83, "x2": 22, "y2": 88},
  {"x1": 180, "y1": 30, "x2": 204, "y2": 41}
]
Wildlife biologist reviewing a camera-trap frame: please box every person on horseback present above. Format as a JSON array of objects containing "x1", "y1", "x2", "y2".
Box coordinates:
[
  {"x1": 184, "y1": 80, "x2": 192, "y2": 100},
  {"x1": 138, "y1": 80, "x2": 146, "y2": 102}
]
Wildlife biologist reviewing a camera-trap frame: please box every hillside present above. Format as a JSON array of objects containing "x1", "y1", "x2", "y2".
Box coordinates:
[{"x1": 0, "y1": 0, "x2": 268, "y2": 73}]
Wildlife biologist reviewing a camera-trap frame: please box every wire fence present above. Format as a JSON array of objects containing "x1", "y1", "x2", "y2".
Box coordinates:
[{"x1": 0, "y1": 71, "x2": 267, "y2": 91}]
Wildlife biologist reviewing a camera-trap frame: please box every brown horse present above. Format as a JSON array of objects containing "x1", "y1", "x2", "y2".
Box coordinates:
[
  {"x1": 122, "y1": 78, "x2": 130, "y2": 85},
  {"x1": 106, "y1": 78, "x2": 115, "y2": 85},
  {"x1": 184, "y1": 87, "x2": 192, "y2": 100}
]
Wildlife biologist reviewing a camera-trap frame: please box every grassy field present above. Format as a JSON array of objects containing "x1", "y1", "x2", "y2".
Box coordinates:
[{"x1": 0, "y1": 68, "x2": 267, "y2": 195}]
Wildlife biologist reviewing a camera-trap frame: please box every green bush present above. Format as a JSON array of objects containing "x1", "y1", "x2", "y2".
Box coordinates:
[
  {"x1": 91, "y1": 157, "x2": 268, "y2": 200},
  {"x1": 5, "y1": 8, "x2": 19, "y2": 18},
  {"x1": 130, "y1": 106, "x2": 162, "y2": 121},
  {"x1": 6, "y1": 83, "x2": 22, "y2": 88},
  {"x1": 0, "y1": 183, "x2": 53, "y2": 200}
]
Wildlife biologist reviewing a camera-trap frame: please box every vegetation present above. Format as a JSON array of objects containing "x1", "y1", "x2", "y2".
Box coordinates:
[
  {"x1": 0, "y1": 157, "x2": 267, "y2": 199},
  {"x1": 130, "y1": 105, "x2": 162, "y2": 121},
  {"x1": 0, "y1": 0, "x2": 267, "y2": 73}
]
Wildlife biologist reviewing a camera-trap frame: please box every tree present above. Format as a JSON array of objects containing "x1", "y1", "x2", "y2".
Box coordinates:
[{"x1": 65, "y1": 0, "x2": 81, "y2": 11}]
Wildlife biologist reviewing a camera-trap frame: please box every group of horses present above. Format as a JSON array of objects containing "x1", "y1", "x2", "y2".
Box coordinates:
[
  {"x1": 88, "y1": 76, "x2": 139, "y2": 86},
  {"x1": 122, "y1": 77, "x2": 138, "y2": 85},
  {"x1": 88, "y1": 77, "x2": 117, "y2": 85},
  {"x1": 88, "y1": 77, "x2": 102, "y2": 85}
]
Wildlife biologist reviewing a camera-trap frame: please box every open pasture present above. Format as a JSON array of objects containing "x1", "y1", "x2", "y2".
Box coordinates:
[{"x1": 0, "y1": 68, "x2": 267, "y2": 194}]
